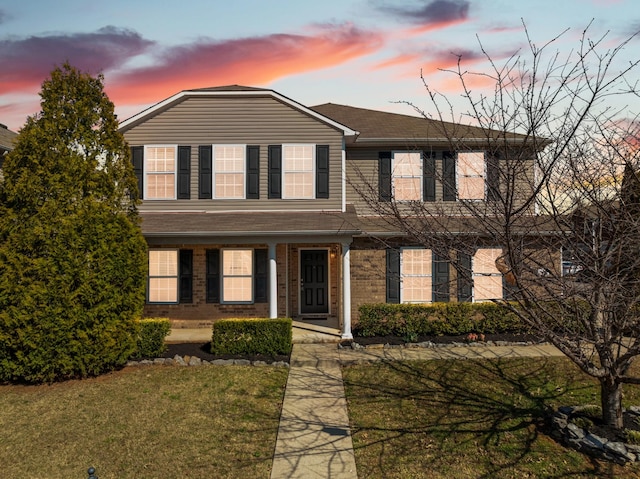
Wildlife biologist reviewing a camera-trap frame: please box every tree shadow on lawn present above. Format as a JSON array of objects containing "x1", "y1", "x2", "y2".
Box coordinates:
[{"x1": 343, "y1": 357, "x2": 633, "y2": 478}]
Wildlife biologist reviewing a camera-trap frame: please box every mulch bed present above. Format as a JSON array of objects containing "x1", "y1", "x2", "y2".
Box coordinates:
[
  {"x1": 161, "y1": 342, "x2": 290, "y2": 364},
  {"x1": 348, "y1": 332, "x2": 545, "y2": 347}
]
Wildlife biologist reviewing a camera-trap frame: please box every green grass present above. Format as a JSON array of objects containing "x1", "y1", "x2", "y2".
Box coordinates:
[
  {"x1": 0, "y1": 365, "x2": 288, "y2": 479},
  {"x1": 343, "y1": 357, "x2": 640, "y2": 478}
]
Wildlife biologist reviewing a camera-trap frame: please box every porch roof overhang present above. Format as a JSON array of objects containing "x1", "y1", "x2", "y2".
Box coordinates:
[{"x1": 140, "y1": 207, "x2": 361, "y2": 244}]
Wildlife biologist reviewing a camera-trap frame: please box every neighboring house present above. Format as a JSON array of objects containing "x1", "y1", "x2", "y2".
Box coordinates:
[
  {"x1": 119, "y1": 85, "x2": 547, "y2": 338},
  {"x1": 0, "y1": 123, "x2": 18, "y2": 170}
]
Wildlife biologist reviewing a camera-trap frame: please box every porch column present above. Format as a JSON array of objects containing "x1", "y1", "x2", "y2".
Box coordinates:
[
  {"x1": 341, "y1": 241, "x2": 353, "y2": 339},
  {"x1": 268, "y1": 242, "x2": 278, "y2": 318}
]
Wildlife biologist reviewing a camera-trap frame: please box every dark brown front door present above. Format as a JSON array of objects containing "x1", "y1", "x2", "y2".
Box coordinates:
[{"x1": 300, "y1": 250, "x2": 329, "y2": 314}]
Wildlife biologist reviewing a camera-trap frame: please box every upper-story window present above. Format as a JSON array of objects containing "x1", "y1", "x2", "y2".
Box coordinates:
[
  {"x1": 458, "y1": 152, "x2": 485, "y2": 200},
  {"x1": 283, "y1": 145, "x2": 314, "y2": 199},
  {"x1": 145, "y1": 146, "x2": 176, "y2": 200},
  {"x1": 379, "y1": 150, "x2": 495, "y2": 202},
  {"x1": 392, "y1": 152, "x2": 422, "y2": 201},
  {"x1": 214, "y1": 145, "x2": 245, "y2": 199},
  {"x1": 268, "y1": 144, "x2": 329, "y2": 200}
]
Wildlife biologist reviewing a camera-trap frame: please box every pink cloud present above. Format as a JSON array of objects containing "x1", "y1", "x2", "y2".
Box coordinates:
[
  {"x1": 107, "y1": 23, "x2": 384, "y2": 104},
  {"x1": 0, "y1": 26, "x2": 153, "y2": 95}
]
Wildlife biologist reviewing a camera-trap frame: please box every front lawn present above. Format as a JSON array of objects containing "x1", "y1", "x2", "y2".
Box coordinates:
[
  {"x1": 0, "y1": 365, "x2": 288, "y2": 479},
  {"x1": 343, "y1": 357, "x2": 640, "y2": 478}
]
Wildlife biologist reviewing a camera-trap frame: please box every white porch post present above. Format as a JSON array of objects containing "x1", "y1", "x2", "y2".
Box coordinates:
[
  {"x1": 341, "y1": 241, "x2": 353, "y2": 339},
  {"x1": 268, "y1": 242, "x2": 278, "y2": 318}
]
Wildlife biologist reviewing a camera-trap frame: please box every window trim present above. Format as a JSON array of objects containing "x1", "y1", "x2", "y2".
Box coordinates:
[
  {"x1": 144, "y1": 145, "x2": 177, "y2": 200},
  {"x1": 212, "y1": 144, "x2": 247, "y2": 200},
  {"x1": 400, "y1": 247, "x2": 433, "y2": 304},
  {"x1": 457, "y1": 151, "x2": 486, "y2": 201},
  {"x1": 281, "y1": 143, "x2": 316, "y2": 199},
  {"x1": 147, "y1": 249, "x2": 179, "y2": 304},
  {"x1": 221, "y1": 248, "x2": 254, "y2": 304},
  {"x1": 392, "y1": 151, "x2": 423, "y2": 202}
]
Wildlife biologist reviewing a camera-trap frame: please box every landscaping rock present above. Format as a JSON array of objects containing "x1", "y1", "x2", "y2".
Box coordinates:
[{"x1": 550, "y1": 405, "x2": 640, "y2": 464}]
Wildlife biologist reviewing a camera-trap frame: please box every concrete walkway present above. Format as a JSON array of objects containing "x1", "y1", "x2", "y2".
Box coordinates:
[{"x1": 271, "y1": 344, "x2": 357, "y2": 478}]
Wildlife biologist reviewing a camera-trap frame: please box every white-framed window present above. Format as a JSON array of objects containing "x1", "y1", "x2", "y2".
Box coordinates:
[
  {"x1": 148, "y1": 249, "x2": 178, "y2": 303},
  {"x1": 401, "y1": 248, "x2": 432, "y2": 303},
  {"x1": 214, "y1": 145, "x2": 245, "y2": 199},
  {"x1": 222, "y1": 249, "x2": 253, "y2": 303},
  {"x1": 473, "y1": 248, "x2": 503, "y2": 301},
  {"x1": 283, "y1": 144, "x2": 314, "y2": 199},
  {"x1": 145, "y1": 145, "x2": 176, "y2": 200},
  {"x1": 458, "y1": 151, "x2": 485, "y2": 200},
  {"x1": 393, "y1": 152, "x2": 422, "y2": 201}
]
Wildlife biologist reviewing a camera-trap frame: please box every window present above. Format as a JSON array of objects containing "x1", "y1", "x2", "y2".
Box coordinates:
[
  {"x1": 473, "y1": 248, "x2": 503, "y2": 301},
  {"x1": 148, "y1": 249, "x2": 178, "y2": 303},
  {"x1": 283, "y1": 145, "x2": 314, "y2": 199},
  {"x1": 222, "y1": 249, "x2": 253, "y2": 302},
  {"x1": 393, "y1": 152, "x2": 422, "y2": 201},
  {"x1": 401, "y1": 248, "x2": 432, "y2": 303},
  {"x1": 458, "y1": 152, "x2": 485, "y2": 200},
  {"x1": 214, "y1": 145, "x2": 245, "y2": 199},
  {"x1": 145, "y1": 146, "x2": 176, "y2": 199},
  {"x1": 148, "y1": 249, "x2": 193, "y2": 303}
]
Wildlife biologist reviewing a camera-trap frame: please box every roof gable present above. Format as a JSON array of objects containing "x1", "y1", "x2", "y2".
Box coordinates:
[{"x1": 119, "y1": 86, "x2": 357, "y2": 136}]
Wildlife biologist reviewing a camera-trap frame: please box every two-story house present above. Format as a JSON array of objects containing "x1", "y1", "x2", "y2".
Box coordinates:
[
  {"x1": 0, "y1": 123, "x2": 18, "y2": 169},
  {"x1": 120, "y1": 85, "x2": 545, "y2": 339}
]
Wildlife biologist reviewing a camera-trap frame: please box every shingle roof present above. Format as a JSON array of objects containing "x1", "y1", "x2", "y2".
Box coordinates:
[
  {"x1": 310, "y1": 103, "x2": 527, "y2": 144},
  {"x1": 140, "y1": 206, "x2": 361, "y2": 238},
  {"x1": 0, "y1": 124, "x2": 18, "y2": 151}
]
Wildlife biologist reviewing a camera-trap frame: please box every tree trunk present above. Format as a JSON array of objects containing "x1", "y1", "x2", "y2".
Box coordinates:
[{"x1": 600, "y1": 378, "x2": 624, "y2": 429}]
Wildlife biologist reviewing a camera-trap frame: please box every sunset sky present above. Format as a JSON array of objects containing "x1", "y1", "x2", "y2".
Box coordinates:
[{"x1": 1, "y1": 0, "x2": 637, "y2": 131}]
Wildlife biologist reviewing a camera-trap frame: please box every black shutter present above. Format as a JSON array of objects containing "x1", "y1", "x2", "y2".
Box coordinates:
[
  {"x1": 379, "y1": 151, "x2": 392, "y2": 202},
  {"x1": 386, "y1": 248, "x2": 400, "y2": 303},
  {"x1": 457, "y1": 251, "x2": 473, "y2": 302},
  {"x1": 268, "y1": 145, "x2": 282, "y2": 199},
  {"x1": 443, "y1": 151, "x2": 456, "y2": 201},
  {"x1": 206, "y1": 249, "x2": 220, "y2": 303},
  {"x1": 254, "y1": 249, "x2": 268, "y2": 303},
  {"x1": 179, "y1": 249, "x2": 193, "y2": 303},
  {"x1": 316, "y1": 145, "x2": 330, "y2": 199},
  {"x1": 177, "y1": 146, "x2": 191, "y2": 199},
  {"x1": 423, "y1": 151, "x2": 436, "y2": 202},
  {"x1": 487, "y1": 152, "x2": 499, "y2": 202},
  {"x1": 198, "y1": 145, "x2": 212, "y2": 199},
  {"x1": 246, "y1": 145, "x2": 260, "y2": 199},
  {"x1": 432, "y1": 253, "x2": 450, "y2": 302},
  {"x1": 130, "y1": 146, "x2": 144, "y2": 200}
]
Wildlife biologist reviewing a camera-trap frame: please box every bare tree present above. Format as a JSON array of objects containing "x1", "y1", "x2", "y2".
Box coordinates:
[{"x1": 351, "y1": 23, "x2": 640, "y2": 429}]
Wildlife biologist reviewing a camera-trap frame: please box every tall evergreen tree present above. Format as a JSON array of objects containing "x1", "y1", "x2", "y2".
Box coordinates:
[{"x1": 0, "y1": 63, "x2": 147, "y2": 383}]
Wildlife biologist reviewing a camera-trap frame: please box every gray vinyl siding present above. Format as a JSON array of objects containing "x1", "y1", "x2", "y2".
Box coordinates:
[
  {"x1": 346, "y1": 147, "x2": 535, "y2": 216},
  {"x1": 123, "y1": 96, "x2": 344, "y2": 212}
]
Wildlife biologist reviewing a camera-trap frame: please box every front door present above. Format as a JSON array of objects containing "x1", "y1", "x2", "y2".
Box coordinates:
[{"x1": 300, "y1": 250, "x2": 329, "y2": 315}]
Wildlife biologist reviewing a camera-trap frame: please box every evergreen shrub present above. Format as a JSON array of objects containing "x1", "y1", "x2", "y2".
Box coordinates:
[
  {"x1": 356, "y1": 303, "x2": 528, "y2": 338},
  {"x1": 132, "y1": 318, "x2": 171, "y2": 359},
  {"x1": 211, "y1": 318, "x2": 292, "y2": 355}
]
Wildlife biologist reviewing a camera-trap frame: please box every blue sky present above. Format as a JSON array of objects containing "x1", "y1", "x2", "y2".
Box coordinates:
[{"x1": 0, "y1": 0, "x2": 637, "y2": 131}]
